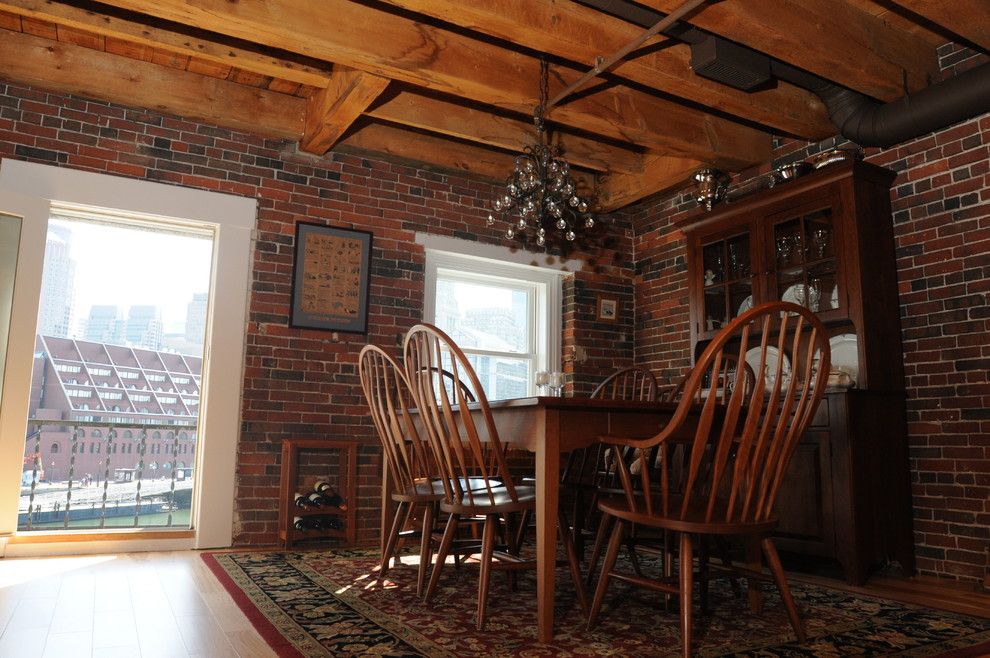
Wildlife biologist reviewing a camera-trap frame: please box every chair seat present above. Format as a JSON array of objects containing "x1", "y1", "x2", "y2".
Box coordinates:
[
  {"x1": 393, "y1": 477, "x2": 500, "y2": 502},
  {"x1": 597, "y1": 494, "x2": 779, "y2": 536},
  {"x1": 441, "y1": 485, "x2": 536, "y2": 515}
]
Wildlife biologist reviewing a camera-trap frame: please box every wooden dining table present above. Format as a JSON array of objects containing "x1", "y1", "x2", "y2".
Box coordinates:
[{"x1": 463, "y1": 395, "x2": 679, "y2": 642}]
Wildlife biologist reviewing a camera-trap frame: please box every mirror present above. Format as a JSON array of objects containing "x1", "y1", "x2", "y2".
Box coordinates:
[{"x1": 0, "y1": 212, "x2": 22, "y2": 404}]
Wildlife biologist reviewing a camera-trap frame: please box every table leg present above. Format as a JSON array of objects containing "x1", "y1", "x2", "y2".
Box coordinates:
[{"x1": 536, "y1": 422, "x2": 560, "y2": 643}]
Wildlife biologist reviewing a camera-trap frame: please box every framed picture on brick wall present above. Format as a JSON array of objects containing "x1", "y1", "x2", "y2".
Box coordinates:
[
  {"x1": 290, "y1": 222, "x2": 373, "y2": 333},
  {"x1": 597, "y1": 297, "x2": 618, "y2": 322}
]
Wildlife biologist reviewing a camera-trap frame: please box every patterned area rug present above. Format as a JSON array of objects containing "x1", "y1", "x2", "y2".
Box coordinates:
[{"x1": 202, "y1": 549, "x2": 990, "y2": 657}]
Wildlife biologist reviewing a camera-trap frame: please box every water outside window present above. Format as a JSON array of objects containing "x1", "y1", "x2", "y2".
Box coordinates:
[
  {"x1": 19, "y1": 212, "x2": 213, "y2": 531},
  {"x1": 433, "y1": 274, "x2": 535, "y2": 400}
]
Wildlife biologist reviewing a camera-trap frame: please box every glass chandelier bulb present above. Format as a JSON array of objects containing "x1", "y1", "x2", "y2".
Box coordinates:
[
  {"x1": 493, "y1": 199, "x2": 503, "y2": 211},
  {"x1": 578, "y1": 201, "x2": 588, "y2": 213},
  {"x1": 569, "y1": 195, "x2": 580, "y2": 207},
  {"x1": 503, "y1": 195, "x2": 512, "y2": 206},
  {"x1": 549, "y1": 160, "x2": 559, "y2": 174},
  {"x1": 563, "y1": 183, "x2": 574, "y2": 196},
  {"x1": 559, "y1": 161, "x2": 569, "y2": 176},
  {"x1": 585, "y1": 216, "x2": 595, "y2": 228},
  {"x1": 486, "y1": 213, "x2": 495, "y2": 226},
  {"x1": 537, "y1": 227, "x2": 546, "y2": 237},
  {"x1": 518, "y1": 218, "x2": 528, "y2": 229},
  {"x1": 536, "y1": 235, "x2": 545, "y2": 246},
  {"x1": 556, "y1": 218, "x2": 567, "y2": 230},
  {"x1": 565, "y1": 230, "x2": 576, "y2": 241},
  {"x1": 506, "y1": 227, "x2": 515, "y2": 238},
  {"x1": 508, "y1": 183, "x2": 519, "y2": 196}
]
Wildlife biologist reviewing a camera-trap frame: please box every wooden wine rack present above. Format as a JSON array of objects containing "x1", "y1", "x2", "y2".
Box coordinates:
[{"x1": 278, "y1": 438, "x2": 358, "y2": 548}]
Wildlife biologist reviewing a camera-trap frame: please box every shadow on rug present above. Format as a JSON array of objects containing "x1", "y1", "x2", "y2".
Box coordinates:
[{"x1": 202, "y1": 548, "x2": 990, "y2": 658}]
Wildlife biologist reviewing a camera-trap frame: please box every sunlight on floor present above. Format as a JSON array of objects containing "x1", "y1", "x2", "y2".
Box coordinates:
[{"x1": 0, "y1": 554, "x2": 117, "y2": 589}]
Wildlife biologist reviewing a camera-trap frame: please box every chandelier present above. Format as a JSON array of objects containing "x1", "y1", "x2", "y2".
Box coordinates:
[{"x1": 486, "y1": 59, "x2": 596, "y2": 249}]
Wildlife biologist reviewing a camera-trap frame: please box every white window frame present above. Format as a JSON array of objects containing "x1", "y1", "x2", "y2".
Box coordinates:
[
  {"x1": 0, "y1": 160, "x2": 255, "y2": 555},
  {"x1": 419, "y1": 235, "x2": 578, "y2": 397}
]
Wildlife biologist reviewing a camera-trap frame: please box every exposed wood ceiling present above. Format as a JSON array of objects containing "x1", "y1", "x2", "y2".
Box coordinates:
[{"x1": 0, "y1": 0, "x2": 984, "y2": 211}]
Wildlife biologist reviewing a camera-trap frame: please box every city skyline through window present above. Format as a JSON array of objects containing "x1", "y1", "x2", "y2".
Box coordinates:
[
  {"x1": 41, "y1": 215, "x2": 213, "y2": 354},
  {"x1": 20, "y1": 212, "x2": 215, "y2": 532}
]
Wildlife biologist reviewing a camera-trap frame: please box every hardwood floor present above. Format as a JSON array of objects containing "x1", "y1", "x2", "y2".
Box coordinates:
[
  {"x1": 0, "y1": 548, "x2": 986, "y2": 657},
  {"x1": 0, "y1": 551, "x2": 275, "y2": 658}
]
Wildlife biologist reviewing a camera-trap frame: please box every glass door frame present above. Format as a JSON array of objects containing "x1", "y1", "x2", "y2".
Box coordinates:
[{"x1": 0, "y1": 160, "x2": 256, "y2": 554}]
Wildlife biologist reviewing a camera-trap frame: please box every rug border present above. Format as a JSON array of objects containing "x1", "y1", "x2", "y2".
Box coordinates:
[
  {"x1": 201, "y1": 551, "x2": 306, "y2": 658},
  {"x1": 933, "y1": 639, "x2": 990, "y2": 658}
]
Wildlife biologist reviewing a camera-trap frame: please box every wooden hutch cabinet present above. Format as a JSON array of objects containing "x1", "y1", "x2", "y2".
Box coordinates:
[{"x1": 677, "y1": 160, "x2": 915, "y2": 584}]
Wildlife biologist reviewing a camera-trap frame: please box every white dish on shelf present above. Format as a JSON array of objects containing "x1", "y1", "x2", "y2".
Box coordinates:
[
  {"x1": 781, "y1": 284, "x2": 820, "y2": 311},
  {"x1": 828, "y1": 333, "x2": 859, "y2": 384},
  {"x1": 737, "y1": 295, "x2": 753, "y2": 316},
  {"x1": 745, "y1": 345, "x2": 791, "y2": 392}
]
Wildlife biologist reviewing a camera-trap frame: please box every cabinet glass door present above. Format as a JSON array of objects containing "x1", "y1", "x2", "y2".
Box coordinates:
[
  {"x1": 701, "y1": 233, "x2": 753, "y2": 333},
  {"x1": 772, "y1": 207, "x2": 838, "y2": 313}
]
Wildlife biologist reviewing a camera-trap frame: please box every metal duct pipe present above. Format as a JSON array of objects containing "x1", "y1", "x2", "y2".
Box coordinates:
[
  {"x1": 775, "y1": 60, "x2": 990, "y2": 148},
  {"x1": 577, "y1": 0, "x2": 990, "y2": 148}
]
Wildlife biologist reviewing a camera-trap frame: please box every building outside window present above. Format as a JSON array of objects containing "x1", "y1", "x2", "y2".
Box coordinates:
[{"x1": 424, "y1": 247, "x2": 563, "y2": 400}]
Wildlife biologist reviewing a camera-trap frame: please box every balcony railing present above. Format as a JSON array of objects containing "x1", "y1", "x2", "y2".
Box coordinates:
[{"x1": 21, "y1": 418, "x2": 197, "y2": 531}]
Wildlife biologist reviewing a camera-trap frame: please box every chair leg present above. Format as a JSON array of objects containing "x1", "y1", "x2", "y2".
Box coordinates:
[
  {"x1": 393, "y1": 501, "x2": 416, "y2": 568},
  {"x1": 585, "y1": 512, "x2": 613, "y2": 587},
  {"x1": 664, "y1": 530, "x2": 674, "y2": 612},
  {"x1": 586, "y1": 517, "x2": 625, "y2": 630},
  {"x1": 699, "y1": 535, "x2": 710, "y2": 614},
  {"x1": 513, "y1": 509, "x2": 531, "y2": 554},
  {"x1": 424, "y1": 513, "x2": 459, "y2": 603},
  {"x1": 416, "y1": 501, "x2": 435, "y2": 598},
  {"x1": 379, "y1": 501, "x2": 408, "y2": 579},
  {"x1": 762, "y1": 537, "x2": 806, "y2": 643},
  {"x1": 744, "y1": 534, "x2": 763, "y2": 613},
  {"x1": 715, "y1": 536, "x2": 742, "y2": 598},
  {"x1": 476, "y1": 514, "x2": 498, "y2": 631},
  {"x1": 679, "y1": 532, "x2": 694, "y2": 658},
  {"x1": 557, "y1": 510, "x2": 588, "y2": 615}
]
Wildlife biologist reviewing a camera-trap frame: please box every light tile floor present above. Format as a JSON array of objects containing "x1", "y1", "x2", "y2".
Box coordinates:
[{"x1": 0, "y1": 551, "x2": 275, "y2": 658}]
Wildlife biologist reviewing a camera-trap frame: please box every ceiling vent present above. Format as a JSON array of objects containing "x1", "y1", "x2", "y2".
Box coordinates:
[{"x1": 690, "y1": 36, "x2": 771, "y2": 91}]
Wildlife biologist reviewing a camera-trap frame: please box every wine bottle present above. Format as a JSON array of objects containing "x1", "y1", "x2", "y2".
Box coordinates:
[
  {"x1": 317, "y1": 515, "x2": 344, "y2": 531},
  {"x1": 313, "y1": 480, "x2": 346, "y2": 509},
  {"x1": 305, "y1": 491, "x2": 325, "y2": 507},
  {"x1": 293, "y1": 516, "x2": 312, "y2": 531},
  {"x1": 294, "y1": 492, "x2": 316, "y2": 509}
]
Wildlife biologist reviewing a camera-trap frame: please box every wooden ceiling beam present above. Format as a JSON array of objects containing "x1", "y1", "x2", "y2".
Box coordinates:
[
  {"x1": 886, "y1": 0, "x2": 990, "y2": 52},
  {"x1": 300, "y1": 66, "x2": 389, "y2": 155},
  {"x1": 0, "y1": 0, "x2": 333, "y2": 88},
  {"x1": 597, "y1": 155, "x2": 701, "y2": 211},
  {"x1": 367, "y1": 90, "x2": 644, "y2": 175},
  {"x1": 92, "y1": 0, "x2": 770, "y2": 170},
  {"x1": 377, "y1": 0, "x2": 833, "y2": 140},
  {"x1": 637, "y1": 0, "x2": 939, "y2": 101},
  {"x1": 0, "y1": 28, "x2": 304, "y2": 138},
  {"x1": 338, "y1": 122, "x2": 532, "y2": 184}
]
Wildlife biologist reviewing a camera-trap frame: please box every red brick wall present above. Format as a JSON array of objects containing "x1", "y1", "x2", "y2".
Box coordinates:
[
  {"x1": 631, "y1": 46, "x2": 990, "y2": 583},
  {"x1": 0, "y1": 81, "x2": 635, "y2": 547}
]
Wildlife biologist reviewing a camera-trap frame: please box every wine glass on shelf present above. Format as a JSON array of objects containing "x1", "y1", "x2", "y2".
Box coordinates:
[
  {"x1": 812, "y1": 227, "x2": 831, "y2": 258},
  {"x1": 548, "y1": 371, "x2": 564, "y2": 397},
  {"x1": 776, "y1": 236, "x2": 792, "y2": 267},
  {"x1": 534, "y1": 370, "x2": 549, "y2": 396}
]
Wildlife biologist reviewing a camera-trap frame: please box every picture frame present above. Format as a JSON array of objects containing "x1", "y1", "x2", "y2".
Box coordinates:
[
  {"x1": 597, "y1": 297, "x2": 618, "y2": 322},
  {"x1": 289, "y1": 222, "x2": 373, "y2": 333}
]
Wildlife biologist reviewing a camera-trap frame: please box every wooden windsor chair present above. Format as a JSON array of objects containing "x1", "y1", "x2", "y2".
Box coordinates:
[
  {"x1": 561, "y1": 367, "x2": 659, "y2": 558},
  {"x1": 403, "y1": 323, "x2": 588, "y2": 630},
  {"x1": 358, "y1": 344, "x2": 448, "y2": 597},
  {"x1": 586, "y1": 302, "x2": 830, "y2": 657}
]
